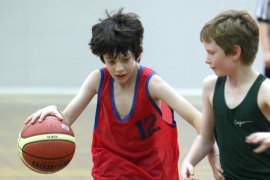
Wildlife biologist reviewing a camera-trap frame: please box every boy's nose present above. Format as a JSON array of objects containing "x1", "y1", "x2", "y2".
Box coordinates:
[
  {"x1": 115, "y1": 62, "x2": 124, "y2": 71},
  {"x1": 205, "y1": 57, "x2": 211, "y2": 64}
]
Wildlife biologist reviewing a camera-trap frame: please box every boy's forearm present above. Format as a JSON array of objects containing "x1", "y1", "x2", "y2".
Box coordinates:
[
  {"x1": 193, "y1": 112, "x2": 202, "y2": 134},
  {"x1": 207, "y1": 141, "x2": 219, "y2": 168},
  {"x1": 184, "y1": 134, "x2": 214, "y2": 166},
  {"x1": 183, "y1": 107, "x2": 202, "y2": 134}
]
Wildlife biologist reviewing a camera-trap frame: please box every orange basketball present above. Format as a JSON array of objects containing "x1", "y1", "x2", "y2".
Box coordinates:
[{"x1": 17, "y1": 115, "x2": 76, "y2": 174}]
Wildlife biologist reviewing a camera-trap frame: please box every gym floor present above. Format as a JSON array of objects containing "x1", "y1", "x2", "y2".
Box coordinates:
[{"x1": 0, "y1": 95, "x2": 214, "y2": 180}]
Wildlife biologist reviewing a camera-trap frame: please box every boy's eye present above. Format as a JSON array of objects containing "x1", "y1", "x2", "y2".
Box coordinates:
[
  {"x1": 207, "y1": 51, "x2": 215, "y2": 55},
  {"x1": 107, "y1": 60, "x2": 115, "y2": 64}
]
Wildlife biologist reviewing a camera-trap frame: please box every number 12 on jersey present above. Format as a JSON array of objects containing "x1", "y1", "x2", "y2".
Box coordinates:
[{"x1": 135, "y1": 113, "x2": 161, "y2": 140}]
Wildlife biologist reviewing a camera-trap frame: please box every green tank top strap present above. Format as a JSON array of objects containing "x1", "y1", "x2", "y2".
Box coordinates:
[
  {"x1": 243, "y1": 74, "x2": 266, "y2": 107},
  {"x1": 213, "y1": 76, "x2": 226, "y2": 111},
  {"x1": 247, "y1": 74, "x2": 266, "y2": 98}
]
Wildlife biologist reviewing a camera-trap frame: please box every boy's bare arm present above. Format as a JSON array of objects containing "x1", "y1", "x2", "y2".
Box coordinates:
[
  {"x1": 25, "y1": 70, "x2": 100, "y2": 125},
  {"x1": 181, "y1": 75, "x2": 224, "y2": 179},
  {"x1": 183, "y1": 75, "x2": 218, "y2": 166},
  {"x1": 147, "y1": 74, "x2": 202, "y2": 132},
  {"x1": 62, "y1": 70, "x2": 100, "y2": 125},
  {"x1": 246, "y1": 78, "x2": 270, "y2": 153}
]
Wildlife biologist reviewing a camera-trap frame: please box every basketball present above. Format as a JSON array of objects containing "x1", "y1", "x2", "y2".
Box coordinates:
[{"x1": 17, "y1": 115, "x2": 76, "y2": 174}]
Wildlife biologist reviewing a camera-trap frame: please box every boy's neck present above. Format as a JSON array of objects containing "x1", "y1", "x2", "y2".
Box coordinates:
[
  {"x1": 226, "y1": 65, "x2": 258, "y2": 87},
  {"x1": 115, "y1": 64, "x2": 140, "y2": 89}
]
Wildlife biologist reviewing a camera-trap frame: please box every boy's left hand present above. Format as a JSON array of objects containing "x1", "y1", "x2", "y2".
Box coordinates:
[
  {"x1": 207, "y1": 144, "x2": 224, "y2": 180},
  {"x1": 212, "y1": 161, "x2": 224, "y2": 180},
  {"x1": 246, "y1": 132, "x2": 270, "y2": 153}
]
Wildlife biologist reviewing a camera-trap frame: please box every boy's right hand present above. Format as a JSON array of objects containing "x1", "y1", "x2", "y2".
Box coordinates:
[
  {"x1": 25, "y1": 105, "x2": 64, "y2": 124},
  {"x1": 246, "y1": 132, "x2": 270, "y2": 153},
  {"x1": 180, "y1": 161, "x2": 197, "y2": 180}
]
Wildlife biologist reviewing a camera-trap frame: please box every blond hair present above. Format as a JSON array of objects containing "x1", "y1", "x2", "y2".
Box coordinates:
[{"x1": 200, "y1": 10, "x2": 259, "y2": 65}]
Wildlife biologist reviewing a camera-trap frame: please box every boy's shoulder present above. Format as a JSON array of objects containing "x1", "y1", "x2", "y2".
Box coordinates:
[
  {"x1": 259, "y1": 77, "x2": 270, "y2": 97},
  {"x1": 202, "y1": 74, "x2": 218, "y2": 99},
  {"x1": 258, "y1": 77, "x2": 270, "y2": 109},
  {"x1": 203, "y1": 74, "x2": 218, "y2": 88},
  {"x1": 261, "y1": 75, "x2": 270, "y2": 85},
  {"x1": 91, "y1": 69, "x2": 102, "y2": 78},
  {"x1": 84, "y1": 69, "x2": 102, "y2": 89}
]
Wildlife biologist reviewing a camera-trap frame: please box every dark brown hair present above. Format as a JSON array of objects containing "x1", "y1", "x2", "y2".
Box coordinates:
[{"x1": 89, "y1": 8, "x2": 144, "y2": 63}]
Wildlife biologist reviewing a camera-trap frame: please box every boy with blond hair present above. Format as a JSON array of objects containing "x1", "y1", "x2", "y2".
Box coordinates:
[{"x1": 181, "y1": 10, "x2": 270, "y2": 179}]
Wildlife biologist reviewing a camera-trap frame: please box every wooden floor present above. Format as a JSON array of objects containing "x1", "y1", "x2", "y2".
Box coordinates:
[{"x1": 0, "y1": 95, "x2": 214, "y2": 180}]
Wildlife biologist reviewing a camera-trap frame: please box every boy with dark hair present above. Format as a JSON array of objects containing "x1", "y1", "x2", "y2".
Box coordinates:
[
  {"x1": 26, "y1": 9, "x2": 220, "y2": 179},
  {"x1": 181, "y1": 10, "x2": 270, "y2": 179}
]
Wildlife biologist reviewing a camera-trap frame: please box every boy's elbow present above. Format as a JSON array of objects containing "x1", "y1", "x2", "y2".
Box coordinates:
[
  {"x1": 194, "y1": 113, "x2": 203, "y2": 133},
  {"x1": 184, "y1": 109, "x2": 202, "y2": 133},
  {"x1": 192, "y1": 116, "x2": 202, "y2": 134}
]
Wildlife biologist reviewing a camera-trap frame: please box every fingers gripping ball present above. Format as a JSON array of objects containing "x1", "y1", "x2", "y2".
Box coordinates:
[{"x1": 17, "y1": 116, "x2": 76, "y2": 173}]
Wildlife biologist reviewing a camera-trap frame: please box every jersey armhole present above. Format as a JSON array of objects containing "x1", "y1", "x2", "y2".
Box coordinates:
[
  {"x1": 146, "y1": 73, "x2": 176, "y2": 127},
  {"x1": 146, "y1": 72, "x2": 160, "y2": 113},
  {"x1": 94, "y1": 68, "x2": 105, "y2": 130}
]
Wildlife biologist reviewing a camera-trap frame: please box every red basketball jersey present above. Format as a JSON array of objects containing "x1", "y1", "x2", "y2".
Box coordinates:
[{"x1": 92, "y1": 66, "x2": 179, "y2": 180}]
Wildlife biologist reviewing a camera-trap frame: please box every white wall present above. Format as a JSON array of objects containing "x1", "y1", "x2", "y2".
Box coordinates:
[{"x1": 0, "y1": 0, "x2": 263, "y2": 95}]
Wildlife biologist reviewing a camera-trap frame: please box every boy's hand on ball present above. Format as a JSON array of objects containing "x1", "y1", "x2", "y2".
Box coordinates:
[
  {"x1": 25, "y1": 105, "x2": 64, "y2": 124},
  {"x1": 19, "y1": 115, "x2": 75, "y2": 173}
]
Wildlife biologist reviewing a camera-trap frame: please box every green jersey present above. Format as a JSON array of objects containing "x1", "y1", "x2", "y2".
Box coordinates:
[{"x1": 213, "y1": 74, "x2": 270, "y2": 180}]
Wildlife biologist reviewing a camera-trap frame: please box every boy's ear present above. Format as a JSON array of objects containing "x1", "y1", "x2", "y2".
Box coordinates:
[
  {"x1": 232, "y1": 45, "x2": 241, "y2": 61},
  {"x1": 136, "y1": 53, "x2": 142, "y2": 62},
  {"x1": 136, "y1": 45, "x2": 143, "y2": 62}
]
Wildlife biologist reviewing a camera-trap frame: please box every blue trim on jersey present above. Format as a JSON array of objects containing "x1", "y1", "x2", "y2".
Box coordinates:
[
  {"x1": 110, "y1": 65, "x2": 144, "y2": 122},
  {"x1": 94, "y1": 68, "x2": 104, "y2": 130},
  {"x1": 146, "y1": 72, "x2": 160, "y2": 114},
  {"x1": 146, "y1": 72, "x2": 177, "y2": 127},
  {"x1": 168, "y1": 108, "x2": 177, "y2": 127}
]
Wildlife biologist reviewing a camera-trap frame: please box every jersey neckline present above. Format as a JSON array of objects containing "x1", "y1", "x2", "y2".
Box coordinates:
[
  {"x1": 223, "y1": 74, "x2": 263, "y2": 110},
  {"x1": 110, "y1": 65, "x2": 144, "y2": 122}
]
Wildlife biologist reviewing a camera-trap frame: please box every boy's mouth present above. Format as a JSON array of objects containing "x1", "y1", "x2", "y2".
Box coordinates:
[{"x1": 115, "y1": 74, "x2": 126, "y2": 79}]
